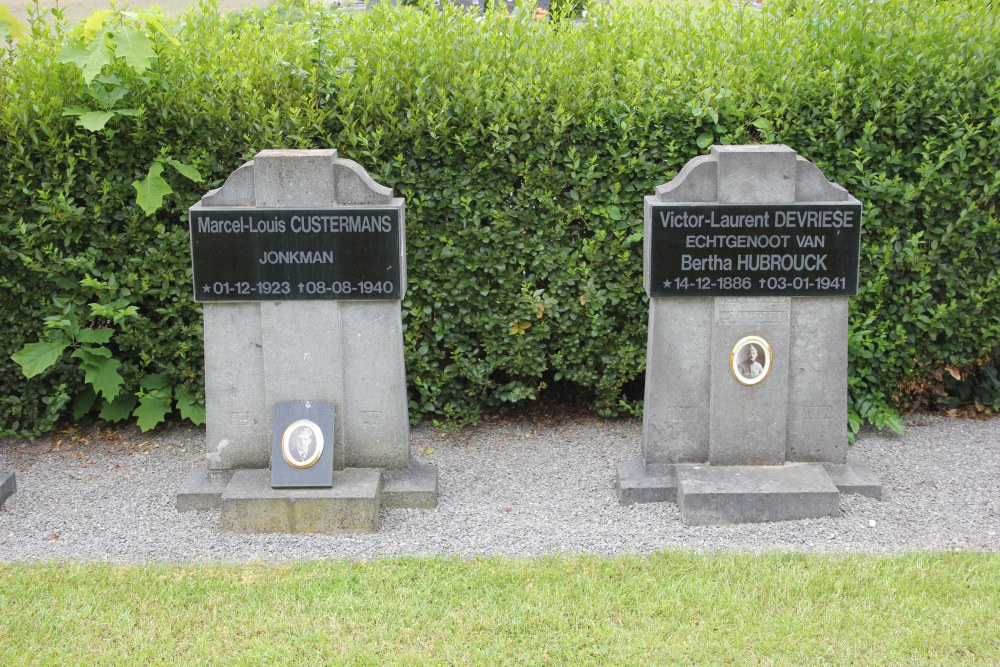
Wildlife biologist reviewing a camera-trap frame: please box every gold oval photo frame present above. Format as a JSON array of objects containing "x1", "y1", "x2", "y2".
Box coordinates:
[
  {"x1": 281, "y1": 419, "x2": 324, "y2": 470},
  {"x1": 730, "y1": 335, "x2": 772, "y2": 387}
]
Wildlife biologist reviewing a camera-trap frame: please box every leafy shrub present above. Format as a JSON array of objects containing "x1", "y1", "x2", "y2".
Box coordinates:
[{"x1": 1, "y1": 0, "x2": 997, "y2": 436}]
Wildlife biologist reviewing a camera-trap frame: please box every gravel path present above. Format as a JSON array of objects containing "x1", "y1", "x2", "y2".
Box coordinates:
[{"x1": 1, "y1": 415, "x2": 997, "y2": 562}]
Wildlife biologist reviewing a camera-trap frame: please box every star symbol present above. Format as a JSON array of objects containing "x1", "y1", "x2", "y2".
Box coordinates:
[
  {"x1": 202, "y1": 284, "x2": 211, "y2": 293},
  {"x1": 663, "y1": 280, "x2": 672, "y2": 288}
]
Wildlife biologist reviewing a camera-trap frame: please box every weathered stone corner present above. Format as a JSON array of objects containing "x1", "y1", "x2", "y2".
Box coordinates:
[{"x1": 0, "y1": 469, "x2": 15, "y2": 508}]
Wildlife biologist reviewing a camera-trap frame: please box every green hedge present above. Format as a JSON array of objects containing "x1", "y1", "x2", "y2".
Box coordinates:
[{"x1": 1, "y1": 0, "x2": 998, "y2": 436}]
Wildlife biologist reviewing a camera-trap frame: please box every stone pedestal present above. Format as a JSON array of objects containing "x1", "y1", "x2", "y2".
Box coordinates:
[
  {"x1": 177, "y1": 150, "x2": 437, "y2": 533},
  {"x1": 617, "y1": 145, "x2": 881, "y2": 524}
]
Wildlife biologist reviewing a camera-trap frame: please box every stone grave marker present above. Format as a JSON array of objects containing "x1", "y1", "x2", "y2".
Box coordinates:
[
  {"x1": 177, "y1": 149, "x2": 437, "y2": 533},
  {"x1": 0, "y1": 470, "x2": 15, "y2": 508},
  {"x1": 617, "y1": 144, "x2": 881, "y2": 525}
]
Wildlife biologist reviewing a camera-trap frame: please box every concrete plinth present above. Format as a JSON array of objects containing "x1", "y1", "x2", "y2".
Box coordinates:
[
  {"x1": 0, "y1": 470, "x2": 15, "y2": 508},
  {"x1": 177, "y1": 459, "x2": 437, "y2": 513},
  {"x1": 676, "y1": 463, "x2": 841, "y2": 525},
  {"x1": 382, "y1": 459, "x2": 439, "y2": 509},
  {"x1": 176, "y1": 465, "x2": 234, "y2": 511},
  {"x1": 615, "y1": 458, "x2": 678, "y2": 505},
  {"x1": 824, "y1": 461, "x2": 883, "y2": 500},
  {"x1": 220, "y1": 468, "x2": 381, "y2": 533}
]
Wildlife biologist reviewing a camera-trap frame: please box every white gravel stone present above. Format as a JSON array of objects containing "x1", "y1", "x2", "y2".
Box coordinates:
[{"x1": 0, "y1": 415, "x2": 997, "y2": 562}]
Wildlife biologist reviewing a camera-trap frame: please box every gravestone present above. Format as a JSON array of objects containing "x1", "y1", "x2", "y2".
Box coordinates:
[
  {"x1": 616, "y1": 145, "x2": 881, "y2": 525},
  {"x1": 176, "y1": 149, "x2": 437, "y2": 533},
  {"x1": 0, "y1": 470, "x2": 14, "y2": 508}
]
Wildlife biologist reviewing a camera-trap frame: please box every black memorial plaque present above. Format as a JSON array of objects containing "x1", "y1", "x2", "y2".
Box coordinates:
[
  {"x1": 190, "y1": 207, "x2": 401, "y2": 301},
  {"x1": 271, "y1": 401, "x2": 335, "y2": 488},
  {"x1": 649, "y1": 203, "x2": 861, "y2": 297}
]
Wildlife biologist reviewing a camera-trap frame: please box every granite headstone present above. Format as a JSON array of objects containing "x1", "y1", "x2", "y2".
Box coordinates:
[
  {"x1": 177, "y1": 149, "x2": 437, "y2": 532},
  {"x1": 616, "y1": 145, "x2": 882, "y2": 524}
]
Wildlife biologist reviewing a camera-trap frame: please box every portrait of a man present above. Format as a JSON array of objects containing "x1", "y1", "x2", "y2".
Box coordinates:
[
  {"x1": 280, "y1": 419, "x2": 324, "y2": 469},
  {"x1": 737, "y1": 344, "x2": 764, "y2": 379},
  {"x1": 731, "y1": 335, "x2": 771, "y2": 386}
]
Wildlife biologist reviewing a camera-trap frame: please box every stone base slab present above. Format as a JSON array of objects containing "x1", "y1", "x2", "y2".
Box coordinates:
[
  {"x1": 381, "y1": 460, "x2": 438, "y2": 509},
  {"x1": 220, "y1": 468, "x2": 381, "y2": 533},
  {"x1": 676, "y1": 463, "x2": 841, "y2": 525},
  {"x1": 0, "y1": 470, "x2": 15, "y2": 508},
  {"x1": 823, "y1": 461, "x2": 883, "y2": 500},
  {"x1": 615, "y1": 457, "x2": 678, "y2": 505},
  {"x1": 176, "y1": 465, "x2": 234, "y2": 511},
  {"x1": 177, "y1": 460, "x2": 437, "y2": 517}
]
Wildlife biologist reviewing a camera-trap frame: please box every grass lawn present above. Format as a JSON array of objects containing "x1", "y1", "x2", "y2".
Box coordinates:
[{"x1": 1, "y1": 551, "x2": 996, "y2": 664}]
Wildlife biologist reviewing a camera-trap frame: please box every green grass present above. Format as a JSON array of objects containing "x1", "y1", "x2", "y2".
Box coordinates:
[{"x1": 1, "y1": 552, "x2": 996, "y2": 664}]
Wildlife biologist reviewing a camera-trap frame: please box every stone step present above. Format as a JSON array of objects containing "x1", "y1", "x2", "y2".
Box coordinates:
[
  {"x1": 676, "y1": 463, "x2": 841, "y2": 525},
  {"x1": 220, "y1": 468, "x2": 381, "y2": 533}
]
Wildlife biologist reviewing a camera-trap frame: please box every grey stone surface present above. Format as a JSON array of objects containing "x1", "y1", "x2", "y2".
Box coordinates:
[
  {"x1": 641, "y1": 298, "x2": 712, "y2": 464},
  {"x1": 787, "y1": 297, "x2": 848, "y2": 463},
  {"x1": 220, "y1": 468, "x2": 381, "y2": 533},
  {"x1": 615, "y1": 458, "x2": 678, "y2": 505},
  {"x1": 0, "y1": 469, "x2": 15, "y2": 508},
  {"x1": 824, "y1": 461, "x2": 883, "y2": 500},
  {"x1": 192, "y1": 149, "x2": 436, "y2": 512},
  {"x1": 621, "y1": 144, "x2": 875, "y2": 518},
  {"x1": 339, "y1": 301, "x2": 411, "y2": 470},
  {"x1": 204, "y1": 302, "x2": 266, "y2": 470},
  {"x1": 176, "y1": 465, "x2": 234, "y2": 511},
  {"x1": 709, "y1": 297, "x2": 790, "y2": 465},
  {"x1": 381, "y1": 459, "x2": 439, "y2": 509},
  {"x1": 716, "y1": 144, "x2": 797, "y2": 204},
  {"x1": 676, "y1": 463, "x2": 841, "y2": 525},
  {"x1": 795, "y1": 157, "x2": 850, "y2": 202},
  {"x1": 201, "y1": 162, "x2": 254, "y2": 207}
]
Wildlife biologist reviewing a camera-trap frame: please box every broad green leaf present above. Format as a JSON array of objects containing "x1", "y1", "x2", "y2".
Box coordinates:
[
  {"x1": 86, "y1": 82, "x2": 128, "y2": 108},
  {"x1": 99, "y1": 394, "x2": 137, "y2": 422},
  {"x1": 58, "y1": 40, "x2": 113, "y2": 84},
  {"x1": 163, "y1": 157, "x2": 203, "y2": 182},
  {"x1": 76, "y1": 328, "x2": 115, "y2": 344},
  {"x1": 111, "y1": 28, "x2": 156, "y2": 74},
  {"x1": 140, "y1": 373, "x2": 170, "y2": 390},
  {"x1": 82, "y1": 9, "x2": 112, "y2": 39},
  {"x1": 116, "y1": 108, "x2": 141, "y2": 117},
  {"x1": 11, "y1": 341, "x2": 70, "y2": 377},
  {"x1": 140, "y1": 13, "x2": 180, "y2": 45},
  {"x1": 63, "y1": 109, "x2": 116, "y2": 131},
  {"x1": 134, "y1": 393, "x2": 172, "y2": 431},
  {"x1": 696, "y1": 132, "x2": 713, "y2": 149},
  {"x1": 72, "y1": 387, "x2": 98, "y2": 420},
  {"x1": 71, "y1": 345, "x2": 113, "y2": 362},
  {"x1": 175, "y1": 386, "x2": 206, "y2": 425},
  {"x1": 133, "y1": 161, "x2": 172, "y2": 215},
  {"x1": 62, "y1": 105, "x2": 90, "y2": 116},
  {"x1": 72, "y1": 349, "x2": 123, "y2": 400},
  {"x1": 0, "y1": 4, "x2": 28, "y2": 41}
]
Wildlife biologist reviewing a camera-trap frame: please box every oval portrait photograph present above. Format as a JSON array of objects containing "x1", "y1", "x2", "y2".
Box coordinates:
[
  {"x1": 730, "y1": 335, "x2": 772, "y2": 387},
  {"x1": 281, "y1": 419, "x2": 324, "y2": 469}
]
